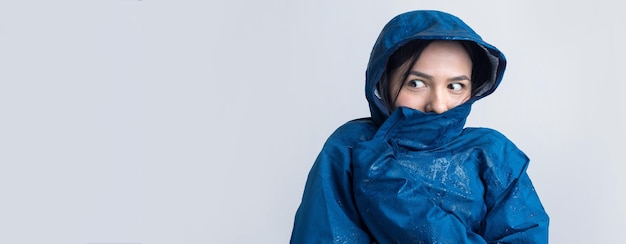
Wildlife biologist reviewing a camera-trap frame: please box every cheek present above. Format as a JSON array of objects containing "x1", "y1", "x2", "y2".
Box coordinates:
[
  {"x1": 450, "y1": 93, "x2": 471, "y2": 106},
  {"x1": 394, "y1": 92, "x2": 426, "y2": 111},
  {"x1": 460, "y1": 91, "x2": 472, "y2": 102}
]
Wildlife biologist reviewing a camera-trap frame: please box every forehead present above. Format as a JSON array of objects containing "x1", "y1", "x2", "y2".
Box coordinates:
[
  {"x1": 415, "y1": 41, "x2": 471, "y2": 65},
  {"x1": 389, "y1": 41, "x2": 473, "y2": 82}
]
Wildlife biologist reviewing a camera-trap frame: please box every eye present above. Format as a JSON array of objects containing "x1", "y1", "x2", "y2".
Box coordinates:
[
  {"x1": 448, "y1": 83, "x2": 465, "y2": 91},
  {"x1": 406, "y1": 79, "x2": 425, "y2": 88}
]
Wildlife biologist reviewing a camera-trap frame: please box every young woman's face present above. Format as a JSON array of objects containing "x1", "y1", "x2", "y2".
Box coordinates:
[{"x1": 390, "y1": 41, "x2": 473, "y2": 114}]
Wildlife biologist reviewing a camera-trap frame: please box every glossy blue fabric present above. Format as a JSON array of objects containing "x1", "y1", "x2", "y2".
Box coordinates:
[{"x1": 291, "y1": 10, "x2": 549, "y2": 243}]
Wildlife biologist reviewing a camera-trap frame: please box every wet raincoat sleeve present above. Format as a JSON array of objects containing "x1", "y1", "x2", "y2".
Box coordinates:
[
  {"x1": 478, "y1": 131, "x2": 550, "y2": 242},
  {"x1": 290, "y1": 120, "x2": 375, "y2": 244},
  {"x1": 482, "y1": 172, "x2": 549, "y2": 243}
]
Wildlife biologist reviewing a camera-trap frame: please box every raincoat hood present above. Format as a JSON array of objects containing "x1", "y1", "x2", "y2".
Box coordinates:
[{"x1": 366, "y1": 10, "x2": 507, "y2": 125}]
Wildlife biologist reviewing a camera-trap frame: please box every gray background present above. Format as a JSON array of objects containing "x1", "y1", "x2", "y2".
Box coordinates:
[{"x1": 1, "y1": 0, "x2": 624, "y2": 243}]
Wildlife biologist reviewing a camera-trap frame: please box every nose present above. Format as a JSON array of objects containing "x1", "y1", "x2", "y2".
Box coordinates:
[{"x1": 426, "y1": 90, "x2": 448, "y2": 114}]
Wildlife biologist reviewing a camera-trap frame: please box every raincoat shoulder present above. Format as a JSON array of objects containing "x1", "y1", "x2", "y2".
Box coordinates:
[{"x1": 290, "y1": 118, "x2": 377, "y2": 243}]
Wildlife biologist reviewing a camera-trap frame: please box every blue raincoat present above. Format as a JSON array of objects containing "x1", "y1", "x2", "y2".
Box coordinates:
[{"x1": 291, "y1": 10, "x2": 549, "y2": 243}]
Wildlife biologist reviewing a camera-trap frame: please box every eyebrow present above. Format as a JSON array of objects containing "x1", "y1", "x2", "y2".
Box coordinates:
[{"x1": 409, "y1": 70, "x2": 471, "y2": 82}]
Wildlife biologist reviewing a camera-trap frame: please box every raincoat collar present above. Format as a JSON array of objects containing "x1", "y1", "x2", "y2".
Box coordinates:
[{"x1": 375, "y1": 102, "x2": 472, "y2": 150}]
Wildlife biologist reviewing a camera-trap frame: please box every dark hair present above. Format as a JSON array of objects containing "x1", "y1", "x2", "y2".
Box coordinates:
[
  {"x1": 378, "y1": 39, "x2": 492, "y2": 113},
  {"x1": 461, "y1": 41, "x2": 491, "y2": 97}
]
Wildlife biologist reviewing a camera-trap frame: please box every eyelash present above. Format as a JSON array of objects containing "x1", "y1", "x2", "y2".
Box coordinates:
[
  {"x1": 404, "y1": 80, "x2": 468, "y2": 91},
  {"x1": 406, "y1": 79, "x2": 425, "y2": 88},
  {"x1": 448, "y1": 83, "x2": 465, "y2": 91}
]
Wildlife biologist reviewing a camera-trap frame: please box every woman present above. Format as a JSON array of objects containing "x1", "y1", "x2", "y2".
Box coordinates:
[{"x1": 291, "y1": 10, "x2": 549, "y2": 243}]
